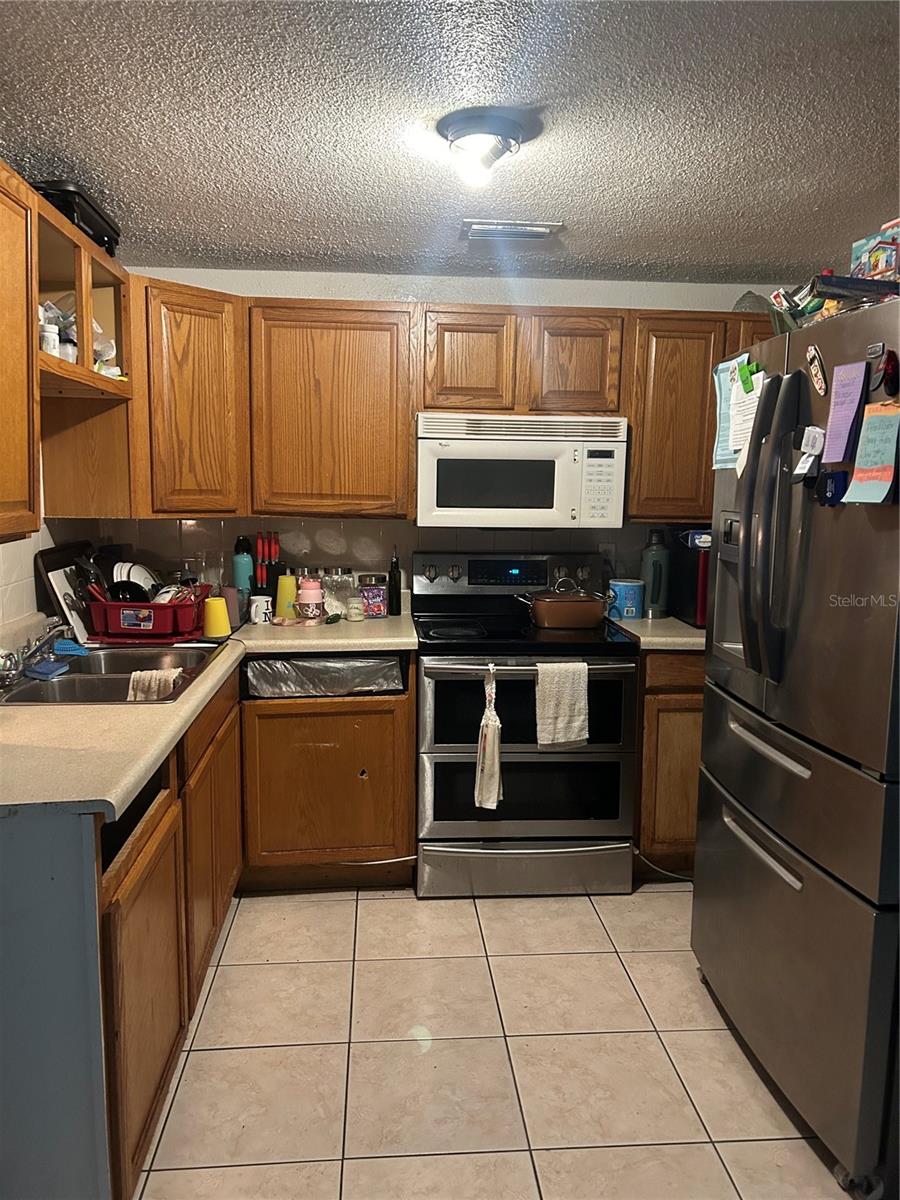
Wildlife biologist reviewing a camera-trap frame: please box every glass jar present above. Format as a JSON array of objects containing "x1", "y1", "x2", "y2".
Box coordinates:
[
  {"x1": 322, "y1": 565, "x2": 356, "y2": 617},
  {"x1": 358, "y1": 573, "x2": 388, "y2": 618},
  {"x1": 345, "y1": 594, "x2": 366, "y2": 622}
]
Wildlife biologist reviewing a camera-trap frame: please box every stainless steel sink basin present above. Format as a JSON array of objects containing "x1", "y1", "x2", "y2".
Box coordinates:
[
  {"x1": 66, "y1": 647, "x2": 212, "y2": 675},
  {"x1": 0, "y1": 643, "x2": 225, "y2": 704}
]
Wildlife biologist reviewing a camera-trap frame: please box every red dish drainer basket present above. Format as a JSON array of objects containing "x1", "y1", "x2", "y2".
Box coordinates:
[{"x1": 88, "y1": 585, "x2": 212, "y2": 642}]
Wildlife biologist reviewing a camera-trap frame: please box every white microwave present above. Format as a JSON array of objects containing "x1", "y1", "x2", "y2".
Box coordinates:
[{"x1": 416, "y1": 413, "x2": 628, "y2": 528}]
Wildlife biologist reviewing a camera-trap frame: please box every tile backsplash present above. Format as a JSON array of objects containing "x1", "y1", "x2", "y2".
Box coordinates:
[
  {"x1": 0, "y1": 524, "x2": 54, "y2": 625},
  {"x1": 0, "y1": 516, "x2": 657, "y2": 638},
  {"x1": 65, "y1": 518, "x2": 653, "y2": 585}
]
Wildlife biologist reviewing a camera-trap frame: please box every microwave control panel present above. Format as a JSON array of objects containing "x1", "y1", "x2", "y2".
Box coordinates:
[{"x1": 579, "y1": 442, "x2": 627, "y2": 527}]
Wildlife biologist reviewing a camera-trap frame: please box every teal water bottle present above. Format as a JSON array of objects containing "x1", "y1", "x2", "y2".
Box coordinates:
[{"x1": 232, "y1": 536, "x2": 254, "y2": 594}]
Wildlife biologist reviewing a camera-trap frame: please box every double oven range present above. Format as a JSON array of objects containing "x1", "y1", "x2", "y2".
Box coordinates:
[{"x1": 412, "y1": 552, "x2": 639, "y2": 898}]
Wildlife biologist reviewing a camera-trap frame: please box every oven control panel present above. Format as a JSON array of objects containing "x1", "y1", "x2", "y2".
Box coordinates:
[{"x1": 412, "y1": 552, "x2": 609, "y2": 596}]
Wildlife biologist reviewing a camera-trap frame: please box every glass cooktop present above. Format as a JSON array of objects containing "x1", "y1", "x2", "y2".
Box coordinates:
[{"x1": 414, "y1": 615, "x2": 639, "y2": 656}]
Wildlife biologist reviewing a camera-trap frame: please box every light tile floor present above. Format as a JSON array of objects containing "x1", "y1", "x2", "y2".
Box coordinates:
[{"x1": 139, "y1": 884, "x2": 846, "y2": 1199}]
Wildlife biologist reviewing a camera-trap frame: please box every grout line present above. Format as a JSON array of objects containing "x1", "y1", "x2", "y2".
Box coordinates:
[
  {"x1": 473, "y1": 902, "x2": 544, "y2": 1200},
  {"x1": 145, "y1": 1136, "x2": 820, "y2": 1175},
  {"x1": 339, "y1": 896, "x2": 359, "y2": 1199}
]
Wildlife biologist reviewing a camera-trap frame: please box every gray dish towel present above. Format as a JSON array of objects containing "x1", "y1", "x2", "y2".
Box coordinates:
[{"x1": 536, "y1": 661, "x2": 589, "y2": 748}]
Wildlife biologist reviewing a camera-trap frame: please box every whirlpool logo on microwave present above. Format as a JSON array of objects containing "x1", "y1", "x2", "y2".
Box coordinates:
[{"x1": 828, "y1": 593, "x2": 899, "y2": 608}]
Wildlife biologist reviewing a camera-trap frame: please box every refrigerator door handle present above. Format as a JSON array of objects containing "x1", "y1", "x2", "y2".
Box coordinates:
[
  {"x1": 753, "y1": 371, "x2": 802, "y2": 683},
  {"x1": 722, "y1": 811, "x2": 804, "y2": 891},
  {"x1": 737, "y1": 373, "x2": 781, "y2": 673},
  {"x1": 726, "y1": 713, "x2": 812, "y2": 778}
]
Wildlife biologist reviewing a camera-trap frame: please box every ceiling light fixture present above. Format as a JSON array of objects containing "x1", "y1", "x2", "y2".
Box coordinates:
[{"x1": 436, "y1": 107, "x2": 525, "y2": 187}]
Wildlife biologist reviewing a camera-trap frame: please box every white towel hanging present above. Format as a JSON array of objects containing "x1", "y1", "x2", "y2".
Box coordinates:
[{"x1": 474, "y1": 663, "x2": 503, "y2": 810}]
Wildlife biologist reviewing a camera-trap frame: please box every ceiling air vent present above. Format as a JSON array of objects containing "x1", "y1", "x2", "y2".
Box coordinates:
[{"x1": 463, "y1": 219, "x2": 563, "y2": 241}]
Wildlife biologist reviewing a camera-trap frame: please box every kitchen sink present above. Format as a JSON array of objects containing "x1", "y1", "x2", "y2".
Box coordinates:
[
  {"x1": 66, "y1": 647, "x2": 212, "y2": 674},
  {"x1": 0, "y1": 643, "x2": 225, "y2": 704}
]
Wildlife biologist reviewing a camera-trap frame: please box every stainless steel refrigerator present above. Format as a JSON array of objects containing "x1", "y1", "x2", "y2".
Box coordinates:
[{"x1": 693, "y1": 301, "x2": 899, "y2": 1196}]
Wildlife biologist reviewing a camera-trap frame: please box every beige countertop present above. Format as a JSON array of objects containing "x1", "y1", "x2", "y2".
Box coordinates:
[
  {"x1": 610, "y1": 616, "x2": 706, "y2": 651},
  {"x1": 234, "y1": 612, "x2": 418, "y2": 653},
  {"x1": 0, "y1": 640, "x2": 245, "y2": 819}
]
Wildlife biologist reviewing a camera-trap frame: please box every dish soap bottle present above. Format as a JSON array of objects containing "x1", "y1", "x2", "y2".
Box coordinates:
[
  {"x1": 388, "y1": 547, "x2": 402, "y2": 616},
  {"x1": 640, "y1": 529, "x2": 670, "y2": 619}
]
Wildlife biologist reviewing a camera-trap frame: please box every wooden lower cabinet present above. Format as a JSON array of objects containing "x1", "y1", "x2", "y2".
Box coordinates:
[
  {"x1": 242, "y1": 691, "x2": 414, "y2": 867},
  {"x1": 640, "y1": 689, "x2": 704, "y2": 870},
  {"x1": 183, "y1": 703, "x2": 242, "y2": 1005},
  {"x1": 101, "y1": 798, "x2": 188, "y2": 1200}
]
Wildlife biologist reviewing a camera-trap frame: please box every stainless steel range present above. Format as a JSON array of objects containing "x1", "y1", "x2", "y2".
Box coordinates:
[{"x1": 412, "y1": 552, "x2": 639, "y2": 898}]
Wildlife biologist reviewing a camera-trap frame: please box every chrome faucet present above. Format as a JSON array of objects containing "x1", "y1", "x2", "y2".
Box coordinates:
[{"x1": 0, "y1": 619, "x2": 73, "y2": 688}]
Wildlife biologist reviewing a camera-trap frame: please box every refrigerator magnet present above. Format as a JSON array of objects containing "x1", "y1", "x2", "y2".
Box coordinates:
[{"x1": 807, "y1": 345, "x2": 828, "y2": 395}]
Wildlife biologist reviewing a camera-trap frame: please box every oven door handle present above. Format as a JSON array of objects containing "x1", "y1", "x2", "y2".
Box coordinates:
[
  {"x1": 422, "y1": 841, "x2": 632, "y2": 858},
  {"x1": 423, "y1": 663, "x2": 637, "y2": 679}
]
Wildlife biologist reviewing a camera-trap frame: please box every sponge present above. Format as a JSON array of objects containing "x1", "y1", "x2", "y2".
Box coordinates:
[{"x1": 24, "y1": 659, "x2": 71, "y2": 680}]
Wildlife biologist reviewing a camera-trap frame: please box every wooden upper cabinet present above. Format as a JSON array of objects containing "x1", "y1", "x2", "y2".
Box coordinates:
[
  {"x1": 519, "y1": 311, "x2": 623, "y2": 413},
  {"x1": 726, "y1": 313, "x2": 776, "y2": 357},
  {"x1": 424, "y1": 307, "x2": 517, "y2": 410},
  {"x1": 251, "y1": 303, "x2": 413, "y2": 515},
  {"x1": 145, "y1": 283, "x2": 247, "y2": 514},
  {"x1": 626, "y1": 314, "x2": 726, "y2": 521},
  {"x1": 0, "y1": 160, "x2": 39, "y2": 537}
]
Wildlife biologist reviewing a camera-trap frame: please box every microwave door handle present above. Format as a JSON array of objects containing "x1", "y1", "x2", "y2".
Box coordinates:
[
  {"x1": 753, "y1": 371, "x2": 801, "y2": 683},
  {"x1": 737, "y1": 373, "x2": 781, "y2": 673}
]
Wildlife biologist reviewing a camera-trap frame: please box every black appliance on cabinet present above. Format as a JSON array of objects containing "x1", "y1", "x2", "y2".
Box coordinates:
[{"x1": 693, "y1": 302, "x2": 899, "y2": 1198}]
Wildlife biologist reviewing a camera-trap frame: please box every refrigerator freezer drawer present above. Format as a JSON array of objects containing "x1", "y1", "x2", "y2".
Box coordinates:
[
  {"x1": 692, "y1": 769, "x2": 897, "y2": 1179},
  {"x1": 702, "y1": 683, "x2": 898, "y2": 904},
  {"x1": 417, "y1": 839, "x2": 633, "y2": 897}
]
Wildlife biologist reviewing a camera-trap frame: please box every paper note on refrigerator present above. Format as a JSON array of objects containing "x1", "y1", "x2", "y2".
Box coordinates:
[
  {"x1": 712, "y1": 355, "x2": 746, "y2": 469},
  {"x1": 842, "y1": 403, "x2": 900, "y2": 504},
  {"x1": 822, "y1": 361, "x2": 867, "y2": 463},
  {"x1": 730, "y1": 371, "x2": 765, "y2": 452}
]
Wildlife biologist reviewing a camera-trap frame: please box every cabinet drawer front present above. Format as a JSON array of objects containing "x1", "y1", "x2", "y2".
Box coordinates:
[
  {"x1": 693, "y1": 771, "x2": 896, "y2": 1177},
  {"x1": 524, "y1": 312, "x2": 623, "y2": 413},
  {"x1": 644, "y1": 652, "x2": 704, "y2": 690},
  {"x1": 180, "y1": 671, "x2": 239, "y2": 780}
]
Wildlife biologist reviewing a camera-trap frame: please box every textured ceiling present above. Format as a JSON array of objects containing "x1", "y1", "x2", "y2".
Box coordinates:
[{"x1": 0, "y1": 1, "x2": 896, "y2": 282}]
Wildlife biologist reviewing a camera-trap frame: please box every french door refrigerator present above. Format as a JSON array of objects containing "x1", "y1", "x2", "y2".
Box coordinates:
[{"x1": 694, "y1": 301, "x2": 899, "y2": 1196}]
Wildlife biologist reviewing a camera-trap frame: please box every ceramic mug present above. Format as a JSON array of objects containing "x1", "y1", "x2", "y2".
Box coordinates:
[{"x1": 249, "y1": 594, "x2": 273, "y2": 624}]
